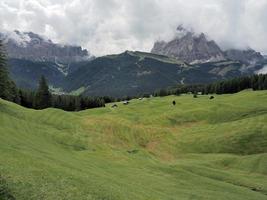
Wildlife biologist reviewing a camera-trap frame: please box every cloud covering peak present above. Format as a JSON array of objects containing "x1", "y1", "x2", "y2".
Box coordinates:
[{"x1": 0, "y1": 0, "x2": 267, "y2": 56}]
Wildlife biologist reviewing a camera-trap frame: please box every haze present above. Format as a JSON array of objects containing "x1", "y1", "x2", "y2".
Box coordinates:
[{"x1": 0, "y1": 0, "x2": 267, "y2": 56}]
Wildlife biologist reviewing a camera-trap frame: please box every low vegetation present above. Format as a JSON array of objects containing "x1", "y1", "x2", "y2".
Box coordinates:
[{"x1": 0, "y1": 90, "x2": 267, "y2": 199}]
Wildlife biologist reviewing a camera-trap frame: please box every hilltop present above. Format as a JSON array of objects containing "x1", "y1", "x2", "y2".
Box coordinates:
[{"x1": 0, "y1": 90, "x2": 267, "y2": 199}]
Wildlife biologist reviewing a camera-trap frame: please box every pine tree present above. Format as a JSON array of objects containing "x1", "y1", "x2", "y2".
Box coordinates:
[
  {"x1": 9, "y1": 80, "x2": 21, "y2": 104},
  {"x1": 263, "y1": 75, "x2": 267, "y2": 90},
  {"x1": 34, "y1": 76, "x2": 52, "y2": 109},
  {"x1": 251, "y1": 75, "x2": 259, "y2": 90},
  {"x1": 258, "y1": 74, "x2": 265, "y2": 90},
  {"x1": 75, "y1": 96, "x2": 81, "y2": 111},
  {"x1": 0, "y1": 40, "x2": 11, "y2": 100}
]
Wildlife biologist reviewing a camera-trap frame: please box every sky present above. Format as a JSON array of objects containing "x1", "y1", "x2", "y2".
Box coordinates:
[{"x1": 0, "y1": 0, "x2": 267, "y2": 56}]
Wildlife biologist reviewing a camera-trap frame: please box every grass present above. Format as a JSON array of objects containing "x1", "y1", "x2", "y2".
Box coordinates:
[{"x1": 0, "y1": 90, "x2": 267, "y2": 199}]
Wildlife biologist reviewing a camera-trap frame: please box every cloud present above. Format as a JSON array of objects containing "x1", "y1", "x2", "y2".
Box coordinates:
[
  {"x1": 257, "y1": 65, "x2": 267, "y2": 74},
  {"x1": 0, "y1": 0, "x2": 267, "y2": 56}
]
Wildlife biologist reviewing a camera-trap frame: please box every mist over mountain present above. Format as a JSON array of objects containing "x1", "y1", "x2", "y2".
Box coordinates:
[
  {"x1": 1, "y1": 29, "x2": 266, "y2": 97},
  {"x1": 224, "y1": 49, "x2": 264, "y2": 65},
  {"x1": 151, "y1": 26, "x2": 264, "y2": 65},
  {"x1": 0, "y1": 30, "x2": 92, "y2": 63}
]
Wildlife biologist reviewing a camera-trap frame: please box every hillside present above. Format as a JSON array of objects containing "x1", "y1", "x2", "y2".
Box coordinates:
[
  {"x1": 63, "y1": 51, "x2": 251, "y2": 97},
  {"x1": 5, "y1": 47, "x2": 265, "y2": 97},
  {"x1": 7, "y1": 58, "x2": 89, "y2": 90},
  {"x1": 3, "y1": 31, "x2": 266, "y2": 97},
  {"x1": 0, "y1": 90, "x2": 267, "y2": 199}
]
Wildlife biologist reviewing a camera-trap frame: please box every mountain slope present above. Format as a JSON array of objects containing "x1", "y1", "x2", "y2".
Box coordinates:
[
  {"x1": 7, "y1": 58, "x2": 65, "y2": 89},
  {"x1": 63, "y1": 51, "x2": 188, "y2": 97},
  {"x1": 0, "y1": 90, "x2": 267, "y2": 199},
  {"x1": 63, "y1": 51, "x2": 252, "y2": 97},
  {"x1": 224, "y1": 49, "x2": 264, "y2": 65},
  {"x1": 7, "y1": 50, "x2": 252, "y2": 96},
  {"x1": 1, "y1": 30, "x2": 94, "y2": 77},
  {"x1": 6, "y1": 50, "x2": 257, "y2": 97},
  {"x1": 7, "y1": 58, "x2": 90, "y2": 90}
]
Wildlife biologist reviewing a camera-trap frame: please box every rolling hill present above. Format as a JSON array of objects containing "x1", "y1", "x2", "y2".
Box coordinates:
[{"x1": 0, "y1": 90, "x2": 267, "y2": 199}]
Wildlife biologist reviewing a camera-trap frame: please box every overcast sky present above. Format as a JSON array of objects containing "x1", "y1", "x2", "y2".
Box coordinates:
[{"x1": 0, "y1": 0, "x2": 267, "y2": 56}]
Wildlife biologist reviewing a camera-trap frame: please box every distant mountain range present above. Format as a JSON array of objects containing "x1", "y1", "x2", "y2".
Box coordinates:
[
  {"x1": 1, "y1": 29, "x2": 267, "y2": 97},
  {"x1": 0, "y1": 30, "x2": 93, "y2": 75},
  {"x1": 151, "y1": 25, "x2": 264, "y2": 65},
  {"x1": 63, "y1": 51, "x2": 257, "y2": 97},
  {"x1": 6, "y1": 50, "x2": 262, "y2": 97}
]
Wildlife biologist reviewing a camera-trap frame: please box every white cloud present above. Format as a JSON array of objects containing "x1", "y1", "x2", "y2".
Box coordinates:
[
  {"x1": 257, "y1": 65, "x2": 267, "y2": 74},
  {"x1": 0, "y1": 0, "x2": 267, "y2": 56}
]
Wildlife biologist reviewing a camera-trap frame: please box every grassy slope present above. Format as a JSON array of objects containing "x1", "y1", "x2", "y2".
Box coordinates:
[{"x1": 0, "y1": 90, "x2": 267, "y2": 200}]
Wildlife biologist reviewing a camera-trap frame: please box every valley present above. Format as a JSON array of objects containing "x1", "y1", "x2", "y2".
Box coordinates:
[
  {"x1": 0, "y1": 90, "x2": 267, "y2": 199},
  {"x1": 1, "y1": 1, "x2": 267, "y2": 200}
]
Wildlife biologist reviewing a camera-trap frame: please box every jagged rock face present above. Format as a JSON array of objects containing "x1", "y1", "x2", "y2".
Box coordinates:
[
  {"x1": 151, "y1": 28, "x2": 225, "y2": 64},
  {"x1": 151, "y1": 26, "x2": 264, "y2": 65},
  {"x1": 224, "y1": 49, "x2": 264, "y2": 64},
  {"x1": 0, "y1": 30, "x2": 90, "y2": 63}
]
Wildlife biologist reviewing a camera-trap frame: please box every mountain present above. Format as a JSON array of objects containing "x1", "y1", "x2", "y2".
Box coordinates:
[
  {"x1": 224, "y1": 49, "x2": 264, "y2": 65},
  {"x1": 0, "y1": 30, "x2": 93, "y2": 75},
  {"x1": 0, "y1": 30, "x2": 91, "y2": 63},
  {"x1": 63, "y1": 51, "x2": 251, "y2": 97},
  {"x1": 1, "y1": 30, "x2": 264, "y2": 97},
  {"x1": 4, "y1": 47, "x2": 257, "y2": 97},
  {"x1": 7, "y1": 58, "x2": 65, "y2": 90},
  {"x1": 151, "y1": 26, "x2": 264, "y2": 64},
  {"x1": 151, "y1": 26, "x2": 225, "y2": 64}
]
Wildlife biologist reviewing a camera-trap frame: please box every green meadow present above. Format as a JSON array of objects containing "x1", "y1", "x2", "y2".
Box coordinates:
[{"x1": 0, "y1": 90, "x2": 267, "y2": 200}]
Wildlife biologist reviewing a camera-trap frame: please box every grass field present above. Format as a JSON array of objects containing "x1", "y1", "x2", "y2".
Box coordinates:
[{"x1": 0, "y1": 90, "x2": 267, "y2": 200}]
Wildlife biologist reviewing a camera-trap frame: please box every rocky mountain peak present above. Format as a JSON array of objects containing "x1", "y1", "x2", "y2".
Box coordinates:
[
  {"x1": 0, "y1": 30, "x2": 91, "y2": 64},
  {"x1": 152, "y1": 26, "x2": 225, "y2": 64},
  {"x1": 151, "y1": 26, "x2": 264, "y2": 64}
]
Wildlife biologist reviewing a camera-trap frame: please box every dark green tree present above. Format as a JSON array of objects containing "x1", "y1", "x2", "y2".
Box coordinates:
[
  {"x1": 34, "y1": 76, "x2": 52, "y2": 109},
  {"x1": 0, "y1": 40, "x2": 12, "y2": 100},
  {"x1": 251, "y1": 75, "x2": 259, "y2": 90},
  {"x1": 263, "y1": 76, "x2": 267, "y2": 90},
  {"x1": 9, "y1": 80, "x2": 21, "y2": 104}
]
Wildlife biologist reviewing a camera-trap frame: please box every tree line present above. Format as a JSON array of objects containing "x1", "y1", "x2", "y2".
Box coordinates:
[
  {"x1": 154, "y1": 74, "x2": 267, "y2": 97},
  {"x1": 17, "y1": 76, "x2": 109, "y2": 111},
  {"x1": 0, "y1": 41, "x2": 21, "y2": 104},
  {"x1": 0, "y1": 40, "x2": 109, "y2": 111},
  {"x1": 1, "y1": 39, "x2": 267, "y2": 111}
]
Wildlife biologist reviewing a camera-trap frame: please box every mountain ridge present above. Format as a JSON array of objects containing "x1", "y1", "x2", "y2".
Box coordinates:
[
  {"x1": 1, "y1": 30, "x2": 266, "y2": 97},
  {"x1": 0, "y1": 30, "x2": 93, "y2": 75},
  {"x1": 63, "y1": 51, "x2": 254, "y2": 97},
  {"x1": 151, "y1": 26, "x2": 264, "y2": 65}
]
